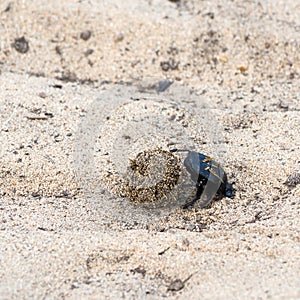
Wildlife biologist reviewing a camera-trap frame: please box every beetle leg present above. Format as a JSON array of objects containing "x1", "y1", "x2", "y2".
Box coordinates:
[
  {"x1": 182, "y1": 183, "x2": 204, "y2": 209},
  {"x1": 202, "y1": 157, "x2": 213, "y2": 163},
  {"x1": 225, "y1": 183, "x2": 234, "y2": 198},
  {"x1": 205, "y1": 167, "x2": 224, "y2": 184}
]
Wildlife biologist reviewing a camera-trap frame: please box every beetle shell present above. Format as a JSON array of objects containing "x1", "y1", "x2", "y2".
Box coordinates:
[{"x1": 184, "y1": 151, "x2": 227, "y2": 193}]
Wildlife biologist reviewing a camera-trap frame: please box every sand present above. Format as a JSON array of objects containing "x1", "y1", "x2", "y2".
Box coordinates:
[{"x1": 0, "y1": 0, "x2": 299, "y2": 299}]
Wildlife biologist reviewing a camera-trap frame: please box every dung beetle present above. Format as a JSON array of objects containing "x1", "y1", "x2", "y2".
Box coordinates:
[{"x1": 171, "y1": 149, "x2": 234, "y2": 208}]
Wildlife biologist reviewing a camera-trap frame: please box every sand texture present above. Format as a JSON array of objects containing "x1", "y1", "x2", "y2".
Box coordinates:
[{"x1": 0, "y1": 0, "x2": 299, "y2": 299}]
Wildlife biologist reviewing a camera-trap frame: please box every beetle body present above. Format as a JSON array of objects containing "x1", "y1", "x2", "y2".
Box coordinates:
[{"x1": 182, "y1": 151, "x2": 233, "y2": 208}]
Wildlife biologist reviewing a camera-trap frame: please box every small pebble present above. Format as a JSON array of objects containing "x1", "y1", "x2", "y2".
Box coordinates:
[
  {"x1": 80, "y1": 30, "x2": 92, "y2": 41},
  {"x1": 219, "y1": 55, "x2": 228, "y2": 63},
  {"x1": 13, "y1": 36, "x2": 29, "y2": 54},
  {"x1": 160, "y1": 61, "x2": 170, "y2": 72},
  {"x1": 167, "y1": 279, "x2": 184, "y2": 292},
  {"x1": 237, "y1": 66, "x2": 248, "y2": 73},
  {"x1": 284, "y1": 172, "x2": 300, "y2": 187},
  {"x1": 84, "y1": 49, "x2": 94, "y2": 57},
  {"x1": 114, "y1": 32, "x2": 124, "y2": 43},
  {"x1": 55, "y1": 45, "x2": 62, "y2": 55},
  {"x1": 38, "y1": 92, "x2": 47, "y2": 98}
]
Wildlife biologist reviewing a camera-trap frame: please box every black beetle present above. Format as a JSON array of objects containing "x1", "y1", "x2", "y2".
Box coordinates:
[{"x1": 171, "y1": 149, "x2": 233, "y2": 208}]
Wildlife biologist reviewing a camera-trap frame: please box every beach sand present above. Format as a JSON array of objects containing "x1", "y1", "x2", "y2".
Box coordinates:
[{"x1": 0, "y1": 0, "x2": 299, "y2": 298}]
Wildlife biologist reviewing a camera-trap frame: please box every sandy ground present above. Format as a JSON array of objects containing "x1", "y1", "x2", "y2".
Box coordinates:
[{"x1": 0, "y1": 0, "x2": 299, "y2": 299}]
